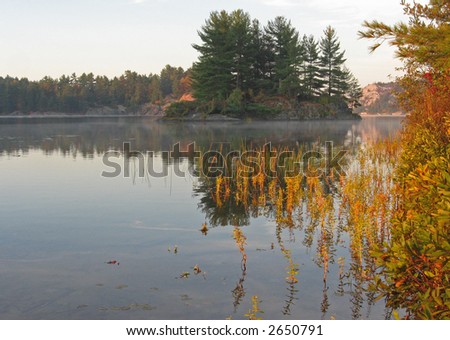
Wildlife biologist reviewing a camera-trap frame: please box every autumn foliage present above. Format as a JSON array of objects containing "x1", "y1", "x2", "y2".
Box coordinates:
[{"x1": 360, "y1": 0, "x2": 450, "y2": 319}]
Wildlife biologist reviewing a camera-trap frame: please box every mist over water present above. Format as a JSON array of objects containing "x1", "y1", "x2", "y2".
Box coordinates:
[{"x1": 0, "y1": 117, "x2": 402, "y2": 319}]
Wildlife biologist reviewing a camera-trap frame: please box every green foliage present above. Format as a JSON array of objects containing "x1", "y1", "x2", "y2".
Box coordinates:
[
  {"x1": 342, "y1": 67, "x2": 363, "y2": 110},
  {"x1": 191, "y1": 10, "x2": 255, "y2": 102},
  {"x1": 165, "y1": 101, "x2": 198, "y2": 118},
  {"x1": 223, "y1": 89, "x2": 278, "y2": 118},
  {"x1": 244, "y1": 103, "x2": 279, "y2": 119},
  {"x1": 0, "y1": 67, "x2": 190, "y2": 114},
  {"x1": 265, "y1": 16, "x2": 302, "y2": 97},
  {"x1": 299, "y1": 35, "x2": 323, "y2": 99},
  {"x1": 359, "y1": 0, "x2": 450, "y2": 70},
  {"x1": 361, "y1": 0, "x2": 450, "y2": 319},
  {"x1": 376, "y1": 138, "x2": 450, "y2": 319},
  {"x1": 224, "y1": 88, "x2": 245, "y2": 114},
  {"x1": 160, "y1": 65, "x2": 185, "y2": 98},
  {"x1": 191, "y1": 10, "x2": 362, "y2": 116},
  {"x1": 319, "y1": 26, "x2": 347, "y2": 100}
]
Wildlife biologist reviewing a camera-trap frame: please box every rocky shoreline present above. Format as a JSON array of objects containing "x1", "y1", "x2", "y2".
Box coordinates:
[{"x1": 0, "y1": 101, "x2": 363, "y2": 122}]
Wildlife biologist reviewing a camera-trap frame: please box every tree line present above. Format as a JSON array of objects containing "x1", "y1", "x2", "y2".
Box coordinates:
[
  {"x1": 0, "y1": 9, "x2": 362, "y2": 117},
  {"x1": 0, "y1": 66, "x2": 191, "y2": 114},
  {"x1": 190, "y1": 10, "x2": 362, "y2": 116}
]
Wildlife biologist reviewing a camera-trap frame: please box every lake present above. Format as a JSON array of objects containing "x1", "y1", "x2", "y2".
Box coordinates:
[{"x1": 0, "y1": 117, "x2": 403, "y2": 320}]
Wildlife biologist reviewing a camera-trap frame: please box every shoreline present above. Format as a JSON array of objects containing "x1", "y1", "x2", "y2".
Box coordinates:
[
  {"x1": 0, "y1": 115, "x2": 158, "y2": 124},
  {"x1": 0, "y1": 113, "x2": 405, "y2": 124},
  {"x1": 359, "y1": 113, "x2": 407, "y2": 117}
]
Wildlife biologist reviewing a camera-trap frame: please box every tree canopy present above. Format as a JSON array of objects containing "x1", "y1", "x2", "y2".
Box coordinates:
[
  {"x1": 191, "y1": 10, "x2": 361, "y2": 116},
  {"x1": 0, "y1": 67, "x2": 191, "y2": 114},
  {"x1": 0, "y1": 9, "x2": 363, "y2": 117}
]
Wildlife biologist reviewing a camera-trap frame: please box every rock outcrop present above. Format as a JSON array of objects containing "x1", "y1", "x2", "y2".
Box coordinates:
[{"x1": 355, "y1": 82, "x2": 404, "y2": 115}]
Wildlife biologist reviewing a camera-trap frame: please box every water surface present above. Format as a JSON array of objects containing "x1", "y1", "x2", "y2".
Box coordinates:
[{"x1": 0, "y1": 117, "x2": 403, "y2": 320}]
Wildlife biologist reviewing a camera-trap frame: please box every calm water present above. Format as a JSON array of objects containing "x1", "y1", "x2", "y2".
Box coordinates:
[{"x1": 0, "y1": 117, "x2": 403, "y2": 320}]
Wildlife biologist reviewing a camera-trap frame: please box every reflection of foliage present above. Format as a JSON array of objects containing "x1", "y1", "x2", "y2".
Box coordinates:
[
  {"x1": 339, "y1": 139, "x2": 401, "y2": 319},
  {"x1": 195, "y1": 140, "x2": 402, "y2": 318},
  {"x1": 283, "y1": 283, "x2": 299, "y2": 316},
  {"x1": 321, "y1": 282, "x2": 330, "y2": 316},
  {"x1": 0, "y1": 119, "x2": 357, "y2": 157},
  {"x1": 275, "y1": 223, "x2": 300, "y2": 316},
  {"x1": 194, "y1": 178, "x2": 251, "y2": 227},
  {"x1": 231, "y1": 227, "x2": 248, "y2": 312},
  {"x1": 244, "y1": 296, "x2": 264, "y2": 320},
  {"x1": 308, "y1": 177, "x2": 336, "y2": 282},
  {"x1": 233, "y1": 227, "x2": 247, "y2": 272},
  {"x1": 232, "y1": 274, "x2": 246, "y2": 313},
  {"x1": 339, "y1": 139, "x2": 400, "y2": 276}
]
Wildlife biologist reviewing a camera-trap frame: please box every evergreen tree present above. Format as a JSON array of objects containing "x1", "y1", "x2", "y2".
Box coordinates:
[
  {"x1": 191, "y1": 10, "x2": 260, "y2": 110},
  {"x1": 319, "y1": 26, "x2": 347, "y2": 100},
  {"x1": 160, "y1": 65, "x2": 185, "y2": 98},
  {"x1": 265, "y1": 16, "x2": 302, "y2": 97},
  {"x1": 247, "y1": 19, "x2": 274, "y2": 95},
  {"x1": 300, "y1": 35, "x2": 323, "y2": 99},
  {"x1": 0, "y1": 11, "x2": 364, "y2": 115},
  {"x1": 149, "y1": 75, "x2": 162, "y2": 103},
  {"x1": 229, "y1": 10, "x2": 255, "y2": 92},
  {"x1": 191, "y1": 10, "x2": 237, "y2": 105},
  {"x1": 341, "y1": 67, "x2": 362, "y2": 109}
]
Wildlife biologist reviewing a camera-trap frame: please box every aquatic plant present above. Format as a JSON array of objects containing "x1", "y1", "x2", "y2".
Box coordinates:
[
  {"x1": 233, "y1": 227, "x2": 247, "y2": 272},
  {"x1": 194, "y1": 138, "x2": 408, "y2": 317},
  {"x1": 244, "y1": 296, "x2": 264, "y2": 320}
]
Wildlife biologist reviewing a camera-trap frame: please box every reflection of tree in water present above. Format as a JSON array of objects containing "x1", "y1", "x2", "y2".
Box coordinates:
[
  {"x1": 1, "y1": 119, "x2": 402, "y2": 318},
  {"x1": 193, "y1": 140, "x2": 399, "y2": 319},
  {"x1": 321, "y1": 282, "x2": 330, "y2": 317},
  {"x1": 194, "y1": 178, "x2": 251, "y2": 227},
  {"x1": 275, "y1": 224, "x2": 300, "y2": 316},
  {"x1": 232, "y1": 273, "x2": 246, "y2": 313},
  {"x1": 231, "y1": 227, "x2": 247, "y2": 312},
  {"x1": 0, "y1": 118, "x2": 368, "y2": 156}
]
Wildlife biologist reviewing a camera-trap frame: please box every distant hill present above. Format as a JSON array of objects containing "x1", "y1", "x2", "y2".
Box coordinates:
[{"x1": 355, "y1": 82, "x2": 404, "y2": 115}]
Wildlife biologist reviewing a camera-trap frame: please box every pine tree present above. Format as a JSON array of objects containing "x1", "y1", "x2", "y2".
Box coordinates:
[
  {"x1": 247, "y1": 19, "x2": 274, "y2": 95},
  {"x1": 341, "y1": 67, "x2": 362, "y2": 109},
  {"x1": 319, "y1": 26, "x2": 347, "y2": 101},
  {"x1": 229, "y1": 10, "x2": 255, "y2": 93},
  {"x1": 191, "y1": 11, "x2": 235, "y2": 105},
  {"x1": 191, "y1": 10, "x2": 278, "y2": 113},
  {"x1": 359, "y1": 0, "x2": 450, "y2": 71},
  {"x1": 160, "y1": 65, "x2": 185, "y2": 98},
  {"x1": 300, "y1": 35, "x2": 323, "y2": 99},
  {"x1": 264, "y1": 16, "x2": 303, "y2": 97}
]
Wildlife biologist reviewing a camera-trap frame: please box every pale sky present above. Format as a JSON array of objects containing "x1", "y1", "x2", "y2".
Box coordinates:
[{"x1": 0, "y1": 0, "x2": 405, "y2": 86}]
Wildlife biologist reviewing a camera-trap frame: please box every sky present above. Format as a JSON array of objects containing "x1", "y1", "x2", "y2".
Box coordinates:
[{"x1": 0, "y1": 0, "x2": 406, "y2": 86}]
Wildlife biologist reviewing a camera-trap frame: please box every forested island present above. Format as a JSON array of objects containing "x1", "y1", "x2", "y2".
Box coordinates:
[{"x1": 0, "y1": 10, "x2": 362, "y2": 120}]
